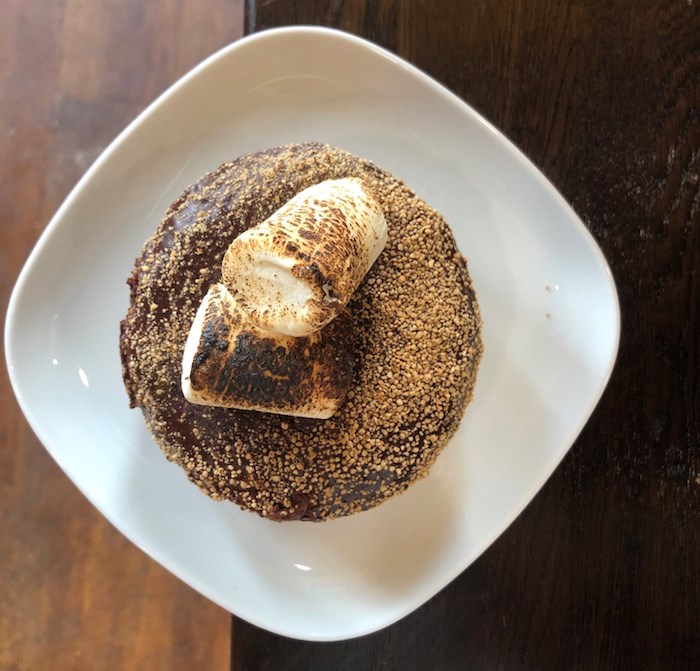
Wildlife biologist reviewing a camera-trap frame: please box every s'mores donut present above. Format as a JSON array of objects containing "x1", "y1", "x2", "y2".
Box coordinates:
[{"x1": 120, "y1": 142, "x2": 482, "y2": 521}]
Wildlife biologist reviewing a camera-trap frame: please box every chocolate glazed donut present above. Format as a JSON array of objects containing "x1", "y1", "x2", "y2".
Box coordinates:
[{"x1": 120, "y1": 142, "x2": 482, "y2": 521}]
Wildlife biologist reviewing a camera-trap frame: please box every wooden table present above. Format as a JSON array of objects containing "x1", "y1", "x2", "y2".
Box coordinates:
[{"x1": 1, "y1": 1, "x2": 697, "y2": 669}]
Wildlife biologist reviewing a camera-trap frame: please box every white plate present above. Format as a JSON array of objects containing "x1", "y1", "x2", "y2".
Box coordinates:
[{"x1": 4, "y1": 27, "x2": 620, "y2": 641}]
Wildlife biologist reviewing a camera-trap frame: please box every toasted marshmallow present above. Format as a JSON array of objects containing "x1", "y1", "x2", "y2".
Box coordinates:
[
  {"x1": 181, "y1": 283, "x2": 354, "y2": 419},
  {"x1": 222, "y1": 178, "x2": 387, "y2": 336}
]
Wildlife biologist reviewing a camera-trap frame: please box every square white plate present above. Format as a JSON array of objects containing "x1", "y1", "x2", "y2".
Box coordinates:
[{"x1": 5, "y1": 27, "x2": 619, "y2": 641}]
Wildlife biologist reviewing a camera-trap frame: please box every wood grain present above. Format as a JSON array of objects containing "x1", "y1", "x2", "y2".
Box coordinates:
[
  {"x1": 235, "y1": 1, "x2": 700, "y2": 669},
  {"x1": 0, "y1": 1, "x2": 242, "y2": 669},
  {"x1": 2, "y1": 0, "x2": 697, "y2": 668}
]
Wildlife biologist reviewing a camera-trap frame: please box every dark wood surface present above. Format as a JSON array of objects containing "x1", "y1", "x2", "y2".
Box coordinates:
[
  {"x1": 1, "y1": 0, "x2": 697, "y2": 669},
  {"x1": 0, "y1": 1, "x2": 242, "y2": 669}
]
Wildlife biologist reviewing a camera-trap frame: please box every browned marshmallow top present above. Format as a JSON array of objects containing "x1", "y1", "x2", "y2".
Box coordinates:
[
  {"x1": 222, "y1": 178, "x2": 387, "y2": 337},
  {"x1": 182, "y1": 283, "x2": 354, "y2": 419}
]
